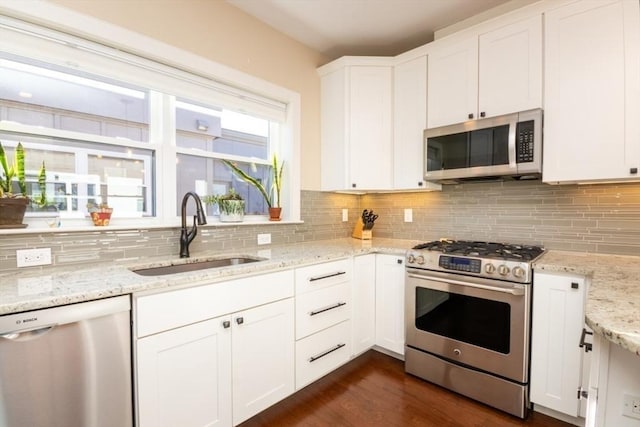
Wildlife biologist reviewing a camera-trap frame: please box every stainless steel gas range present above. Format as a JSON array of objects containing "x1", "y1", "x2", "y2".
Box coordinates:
[{"x1": 404, "y1": 239, "x2": 545, "y2": 419}]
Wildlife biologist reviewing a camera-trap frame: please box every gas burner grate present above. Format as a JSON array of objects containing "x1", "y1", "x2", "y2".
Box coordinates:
[{"x1": 412, "y1": 239, "x2": 544, "y2": 261}]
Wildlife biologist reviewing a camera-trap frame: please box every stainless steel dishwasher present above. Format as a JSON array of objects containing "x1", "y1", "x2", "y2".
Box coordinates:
[{"x1": 0, "y1": 295, "x2": 132, "y2": 427}]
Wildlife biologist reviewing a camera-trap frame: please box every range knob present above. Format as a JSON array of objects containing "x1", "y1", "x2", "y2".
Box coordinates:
[
  {"x1": 407, "y1": 254, "x2": 415, "y2": 264},
  {"x1": 416, "y1": 255, "x2": 425, "y2": 265},
  {"x1": 485, "y1": 263, "x2": 496, "y2": 274},
  {"x1": 498, "y1": 265, "x2": 510, "y2": 276},
  {"x1": 512, "y1": 266, "x2": 526, "y2": 279}
]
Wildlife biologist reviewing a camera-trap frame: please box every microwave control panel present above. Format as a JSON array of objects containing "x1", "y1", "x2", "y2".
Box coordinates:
[{"x1": 516, "y1": 120, "x2": 535, "y2": 163}]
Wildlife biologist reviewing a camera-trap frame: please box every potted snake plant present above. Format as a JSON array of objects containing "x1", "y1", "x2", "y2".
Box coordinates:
[
  {"x1": 203, "y1": 188, "x2": 245, "y2": 222},
  {"x1": 222, "y1": 154, "x2": 284, "y2": 221},
  {"x1": 0, "y1": 141, "x2": 47, "y2": 228}
]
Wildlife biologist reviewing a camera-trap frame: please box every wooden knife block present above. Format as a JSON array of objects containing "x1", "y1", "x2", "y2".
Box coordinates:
[{"x1": 352, "y1": 217, "x2": 372, "y2": 240}]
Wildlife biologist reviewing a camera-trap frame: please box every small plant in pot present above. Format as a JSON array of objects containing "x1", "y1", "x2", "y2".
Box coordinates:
[
  {"x1": 0, "y1": 141, "x2": 47, "y2": 228},
  {"x1": 203, "y1": 188, "x2": 245, "y2": 223},
  {"x1": 222, "y1": 154, "x2": 284, "y2": 221}
]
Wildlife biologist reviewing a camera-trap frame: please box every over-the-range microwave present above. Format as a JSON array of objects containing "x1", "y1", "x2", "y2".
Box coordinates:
[{"x1": 424, "y1": 109, "x2": 542, "y2": 184}]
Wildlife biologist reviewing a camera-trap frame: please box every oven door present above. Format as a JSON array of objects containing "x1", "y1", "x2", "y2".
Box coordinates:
[{"x1": 405, "y1": 268, "x2": 530, "y2": 383}]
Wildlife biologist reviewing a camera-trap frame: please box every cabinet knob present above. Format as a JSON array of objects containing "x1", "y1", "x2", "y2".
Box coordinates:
[
  {"x1": 468, "y1": 113, "x2": 474, "y2": 119},
  {"x1": 480, "y1": 111, "x2": 486, "y2": 118},
  {"x1": 235, "y1": 317, "x2": 244, "y2": 325},
  {"x1": 631, "y1": 167, "x2": 638, "y2": 174},
  {"x1": 418, "y1": 181, "x2": 423, "y2": 187},
  {"x1": 571, "y1": 282, "x2": 579, "y2": 289},
  {"x1": 352, "y1": 183, "x2": 357, "y2": 188},
  {"x1": 222, "y1": 320, "x2": 231, "y2": 329},
  {"x1": 397, "y1": 259, "x2": 403, "y2": 264}
]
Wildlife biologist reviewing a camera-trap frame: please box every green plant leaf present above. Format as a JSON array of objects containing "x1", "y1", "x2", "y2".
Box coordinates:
[
  {"x1": 15, "y1": 143, "x2": 26, "y2": 195},
  {"x1": 222, "y1": 159, "x2": 272, "y2": 208},
  {"x1": 0, "y1": 141, "x2": 11, "y2": 194}
]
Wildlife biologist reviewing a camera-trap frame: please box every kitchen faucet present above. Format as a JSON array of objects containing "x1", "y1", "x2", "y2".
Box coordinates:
[{"x1": 180, "y1": 191, "x2": 207, "y2": 258}]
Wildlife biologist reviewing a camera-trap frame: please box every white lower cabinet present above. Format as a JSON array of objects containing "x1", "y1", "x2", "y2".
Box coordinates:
[
  {"x1": 295, "y1": 320, "x2": 351, "y2": 389},
  {"x1": 294, "y1": 259, "x2": 354, "y2": 389},
  {"x1": 134, "y1": 270, "x2": 295, "y2": 427},
  {"x1": 232, "y1": 299, "x2": 295, "y2": 425},
  {"x1": 375, "y1": 254, "x2": 405, "y2": 355},
  {"x1": 137, "y1": 317, "x2": 232, "y2": 427},
  {"x1": 531, "y1": 271, "x2": 589, "y2": 418},
  {"x1": 351, "y1": 254, "x2": 376, "y2": 355}
]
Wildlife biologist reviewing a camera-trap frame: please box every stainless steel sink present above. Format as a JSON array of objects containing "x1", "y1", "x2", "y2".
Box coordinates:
[{"x1": 131, "y1": 257, "x2": 264, "y2": 276}]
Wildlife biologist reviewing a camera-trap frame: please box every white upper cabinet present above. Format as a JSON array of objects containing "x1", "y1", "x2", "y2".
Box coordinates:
[
  {"x1": 543, "y1": 0, "x2": 640, "y2": 184},
  {"x1": 393, "y1": 55, "x2": 441, "y2": 191},
  {"x1": 427, "y1": 37, "x2": 478, "y2": 128},
  {"x1": 427, "y1": 14, "x2": 542, "y2": 128},
  {"x1": 478, "y1": 14, "x2": 543, "y2": 118},
  {"x1": 319, "y1": 59, "x2": 393, "y2": 191}
]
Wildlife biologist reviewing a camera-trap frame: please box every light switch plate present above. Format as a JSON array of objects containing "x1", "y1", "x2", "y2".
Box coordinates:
[
  {"x1": 342, "y1": 209, "x2": 348, "y2": 222},
  {"x1": 404, "y1": 208, "x2": 413, "y2": 222},
  {"x1": 623, "y1": 394, "x2": 640, "y2": 419}
]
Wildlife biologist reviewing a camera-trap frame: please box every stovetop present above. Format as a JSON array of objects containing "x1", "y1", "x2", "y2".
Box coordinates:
[
  {"x1": 406, "y1": 239, "x2": 545, "y2": 283},
  {"x1": 412, "y1": 239, "x2": 545, "y2": 262}
]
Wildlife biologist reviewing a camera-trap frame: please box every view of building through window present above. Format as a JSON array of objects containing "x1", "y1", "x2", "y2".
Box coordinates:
[{"x1": 0, "y1": 52, "x2": 282, "y2": 220}]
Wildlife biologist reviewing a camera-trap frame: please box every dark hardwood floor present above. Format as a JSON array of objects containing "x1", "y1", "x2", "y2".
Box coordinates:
[{"x1": 240, "y1": 350, "x2": 572, "y2": 427}]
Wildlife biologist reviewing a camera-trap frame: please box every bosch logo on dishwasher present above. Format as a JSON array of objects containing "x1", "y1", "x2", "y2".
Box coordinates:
[{"x1": 16, "y1": 317, "x2": 38, "y2": 325}]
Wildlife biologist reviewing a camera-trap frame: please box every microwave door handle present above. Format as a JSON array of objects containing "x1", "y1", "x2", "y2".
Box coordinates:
[
  {"x1": 508, "y1": 118, "x2": 517, "y2": 168},
  {"x1": 407, "y1": 273, "x2": 525, "y2": 296}
]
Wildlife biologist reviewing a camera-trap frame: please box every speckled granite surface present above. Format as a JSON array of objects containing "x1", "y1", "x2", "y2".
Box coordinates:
[
  {"x1": 0, "y1": 238, "x2": 414, "y2": 316},
  {"x1": 2, "y1": 240, "x2": 637, "y2": 358},
  {"x1": 534, "y1": 250, "x2": 640, "y2": 357}
]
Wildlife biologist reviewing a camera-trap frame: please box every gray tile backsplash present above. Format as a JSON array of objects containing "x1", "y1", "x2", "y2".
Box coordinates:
[{"x1": 1, "y1": 181, "x2": 640, "y2": 272}]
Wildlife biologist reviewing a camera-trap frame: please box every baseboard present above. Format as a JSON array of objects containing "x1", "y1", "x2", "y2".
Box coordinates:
[
  {"x1": 372, "y1": 345, "x2": 405, "y2": 361},
  {"x1": 533, "y1": 404, "x2": 584, "y2": 426}
]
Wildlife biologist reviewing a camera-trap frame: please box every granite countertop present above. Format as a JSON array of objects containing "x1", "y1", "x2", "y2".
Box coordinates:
[
  {"x1": 0, "y1": 238, "x2": 415, "y2": 316},
  {"x1": 534, "y1": 250, "x2": 640, "y2": 356},
  {"x1": 2, "y1": 239, "x2": 638, "y2": 358}
]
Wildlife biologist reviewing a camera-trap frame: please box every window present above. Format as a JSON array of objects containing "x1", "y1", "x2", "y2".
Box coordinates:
[{"x1": 0, "y1": 11, "x2": 299, "y2": 228}]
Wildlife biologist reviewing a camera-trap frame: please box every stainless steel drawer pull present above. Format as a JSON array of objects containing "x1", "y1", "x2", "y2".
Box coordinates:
[
  {"x1": 309, "y1": 271, "x2": 346, "y2": 282},
  {"x1": 309, "y1": 343, "x2": 346, "y2": 363},
  {"x1": 309, "y1": 302, "x2": 347, "y2": 316}
]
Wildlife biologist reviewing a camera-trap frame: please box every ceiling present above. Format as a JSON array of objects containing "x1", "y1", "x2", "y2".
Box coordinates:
[{"x1": 227, "y1": 0, "x2": 517, "y2": 60}]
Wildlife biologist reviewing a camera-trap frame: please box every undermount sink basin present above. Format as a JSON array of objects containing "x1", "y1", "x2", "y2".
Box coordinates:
[{"x1": 131, "y1": 257, "x2": 265, "y2": 276}]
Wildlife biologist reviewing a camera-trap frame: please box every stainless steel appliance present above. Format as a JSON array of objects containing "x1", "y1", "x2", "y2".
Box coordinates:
[
  {"x1": 0, "y1": 296, "x2": 132, "y2": 427},
  {"x1": 404, "y1": 240, "x2": 544, "y2": 418},
  {"x1": 424, "y1": 109, "x2": 542, "y2": 183}
]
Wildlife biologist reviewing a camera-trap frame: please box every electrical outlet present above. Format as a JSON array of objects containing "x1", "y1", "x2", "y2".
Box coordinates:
[
  {"x1": 623, "y1": 394, "x2": 640, "y2": 420},
  {"x1": 257, "y1": 233, "x2": 271, "y2": 245},
  {"x1": 16, "y1": 248, "x2": 52, "y2": 268},
  {"x1": 342, "y1": 209, "x2": 348, "y2": 222},
  {"x1": 404, "y1": 208, "x2": 413, "y2": 222}
]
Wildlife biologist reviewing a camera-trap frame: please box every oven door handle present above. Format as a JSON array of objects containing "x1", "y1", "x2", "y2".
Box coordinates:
[{"x1": 407, "y1": 273, "x2": 525, "y2": 296}]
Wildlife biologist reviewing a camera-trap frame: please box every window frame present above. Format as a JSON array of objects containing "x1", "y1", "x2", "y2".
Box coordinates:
[{"x1": 0, "y1": 3, "x2": 301, "y2": 232}]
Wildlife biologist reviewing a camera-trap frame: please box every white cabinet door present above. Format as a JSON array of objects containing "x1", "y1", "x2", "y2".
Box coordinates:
[
  {"x1": 232, "y1": 298, "x2": 295, "y2": 425},
  {"x1": 352, "y1": 254, "x2": 376, "y2": 355},
  {"x1": 531, "y1": 271, "x2": 586, "y2": 416},
  {"x1": 137, "y1": 317, "x2": 232, "y2": 427},
  {"x1": 427, "y1": 37, "x2": 478, "y2": 128},
  {"x1": 478, "y1": 15, "x2": 542, "y2": 118},
  {"x1": 319, "y1": 63, "x2": 393, "y2": 191},
  {"x1": 394, "y1": 56, "x2": 428, "y2": 190},
  {"x1": 543, "y1": 0, "x2": 640, "y2": 183},
  {"x1": 375, "y1": 254, "x2": 405, "y2": 355},
  {"x1": 348, "y1": 66, "x2": 393, "y2": 190}
]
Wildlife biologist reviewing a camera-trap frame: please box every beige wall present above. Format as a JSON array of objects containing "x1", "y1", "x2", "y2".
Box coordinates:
[{"x1": 50, "y1": 0, "x2": 328, "y2": 190}]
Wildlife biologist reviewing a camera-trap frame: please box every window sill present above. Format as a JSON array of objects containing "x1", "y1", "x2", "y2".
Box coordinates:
[{"x1": 0, "y1": 217, "x2": 304, "y2": 235}]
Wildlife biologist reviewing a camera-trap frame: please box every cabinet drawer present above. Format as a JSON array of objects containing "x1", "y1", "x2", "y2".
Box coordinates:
[
  {"x1": 135, "y1": 270, "x2": 294, "y2": 338},
  {"x1": 296, "y1": 282, "x2": 350, "y2": 339},
  {"x1": 295, "y1": 258, "x2": 352, "y2": 294},
  {"x1": 295, "y1": 320, "x2": 351, "y2": 390}
]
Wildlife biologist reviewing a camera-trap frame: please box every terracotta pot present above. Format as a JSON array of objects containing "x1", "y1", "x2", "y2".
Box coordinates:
[
  {"x1": 268, "y1": 207, "x2": 282, "y2": 221},
  {"x1": 0, "y1": 197, "x2": 29, "y2": 228}
]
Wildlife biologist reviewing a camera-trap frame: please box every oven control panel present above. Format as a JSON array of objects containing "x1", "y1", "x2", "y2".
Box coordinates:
[{"x1": 438, "y1": 256, "x2": 481, "y2": 273}]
